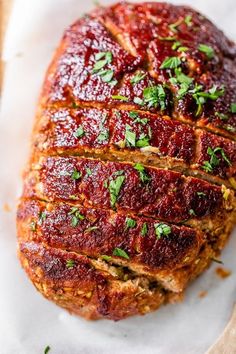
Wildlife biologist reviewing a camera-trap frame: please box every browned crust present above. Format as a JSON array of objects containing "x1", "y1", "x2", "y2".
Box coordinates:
[{"x1": 17, "y1": 1, "x2": 236, "y2": 320}]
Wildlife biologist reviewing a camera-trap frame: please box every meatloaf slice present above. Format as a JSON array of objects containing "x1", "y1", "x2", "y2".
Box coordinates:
[{"x1": 17, "y1": 2, "x2": 236, "y2": 320}]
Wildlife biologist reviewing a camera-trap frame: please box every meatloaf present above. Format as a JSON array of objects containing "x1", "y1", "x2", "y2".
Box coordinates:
[{"x1": 17, "y1": 1, "x2": 236, "y2": 320}]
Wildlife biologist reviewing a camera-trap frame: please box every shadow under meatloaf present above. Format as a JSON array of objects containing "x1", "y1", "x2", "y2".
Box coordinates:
[{"x1": 17, "y1": 1, "x2": 236, "y2": 320}]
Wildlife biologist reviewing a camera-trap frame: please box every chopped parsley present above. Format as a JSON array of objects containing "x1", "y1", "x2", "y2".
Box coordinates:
[
  {"x1": 44, "y1": 346, "x2": 51, "y2": 354},
  {"x1": 134, "y1": 163, "x2": 151, "y2": 183},
  {"x1": 129, "y1": 111, "x2": 148, "y2": 124},
  {"x1": 85, "y1": 226, "x2": 99, "y2": 233},
  {"x1": 74, "y1": 125, "x2": 85, "y2": 138},
  {"x1": 111, "y1": 95, "x2": 129, "y2": 101},
  {"x1": 168, "y1": 18, "x2": 183, "y2": 33},
  {"x1": 189, "y1": 209, "x2": 196, "y2": 216},
  {"x1": 68, "y1": 207, "x2": 85, "y2": 227},
  {"x1": 39, "y1": 211, "x2": 46, "y2": 225},
  {"x1": 192, "y1": 85, "x2": 225, "y2": 116},
  {"x1": 197, "y1": 192, "x2": 206, "y2": 197},
  {"x1": 141, "y1": 222, "x2": 148, "y2": 236},
  {"x1": 184, "y1": 15, "x2": 192, "y2": 27},
  {"x1": 136, "y1": 134, "x2": 150, "y2": 148},
  {"x1": 202, "y1": 146, "x2": 231, "y2": 173},
  {"x1": 134, "y1": 97, "x2": 144, "y2": 105},
  {"x1": 198, "y1": 44, "x2": 215, "y2": 59},
  {"x1": 113, "y1": 247, "x2": 130, "y2": 259},
  {"x1": 154, "y1": 223, "x2": 171, "y2": 239},
  {"x1": 125, "y1": 217, "x2": 137, "y2": 229},
  {"x1": 143, "y1": 84, "x2": 166, "y2": 110},
  {"x1": 97, "y1": 129, "x2": 109, "y2": 142},
  {"x1": 66, "y1": 259, "x2": 75, "y2": 269},
  {"x1": 231, "y1": 103, "x2": 236, "y2": 113},
  {"x1": 92, "y1": 51, "x2": 117, "y2": 86},
  {"x1": 131, "y1": 71, "x2": 147, "y2": 85},
  {"x1": 108, "y1": 174, "x2": 125, "y2": 208},
  {"x1": 125, "y1": 125, "x2": 136, "y2": 147},
  {"x1": 86, "y1": 168, "x2": 92, "y2": 176},
  {"x1": 169, "y1": 68, "x2": 193, "y2": 99},
  {"x1": 71, "y1": 169, "x2": 82, "y2": 180},
  {"x1": 172, "y1": 41, "x2": 188, "y2": 52},
  {"x1": 215, "y1": 112, "x2": 229, "y2": 120},
  {"x1": 160, "y1": 56, "x2": 181, "y2": 69},
  {"x1": 101, "y1": 255, "x2": 112, "y2": 262},
  {"x1": 158, "y1": 36, "x2": 176, "y2": 41}
]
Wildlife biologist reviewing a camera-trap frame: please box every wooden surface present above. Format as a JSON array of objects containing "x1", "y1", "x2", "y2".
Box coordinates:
[{"x1": 0, "y1": 1, "x2": 235, "y2": 352}]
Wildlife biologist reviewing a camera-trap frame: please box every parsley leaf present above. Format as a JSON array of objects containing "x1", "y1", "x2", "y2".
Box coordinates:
[
  {"x1": 198, "y1": 44, "x2": 215, "y2": 59},
  {"x1": 108, "y1": 175, "x2": 125, "y2": 208},
  {"x1": 85, "y1": 226, "x2": 99, "y2": 233},
  {"x1": 184, "y1": 15, "x2": 192, "y2": 27},
  {"x1": 160, "y1": 56, "x2": 181, "y2": 69},
  {"x1": 141, "y1": 222, "x2": 148, "y2": 236},
  {"x1": 112, "y1": 95, "x2": 129, "y2": 101},
  {"x1": 143, "y1": 84, "x2": 166, "y2": 110},
  {"x1": 231, "y1": 103, "x2": 236, "y2": 113},
  {"x1": 71, "y1": 169, "x2": 82, "y2": 180},
  {"x1": 125, "y1": 125, "x2": 136, "y2": 147},
  {"x1": 154, "y1": 223, "x2": 171, "y2": 239},
  {"x1": 97, "y1": 129, "x2": 109, "y2": 142},
  {"x1": 168, "y1": 18, "x2": 183, "y2": 33},
  {"x1": 202, "y1": 146, "x2": 231, "y2": 173},
  {"x1": 68, "y1": 207, "x2": 85, "y2": 227},
  {"x1": 101, "y1": 255, "x2": 112, "y2": 262},
  {"x1": 44, "y1": 346, "x2": 51, "y2": 354},
  {"x1": 66, "y1": 259, "x2": 75, "y2": 269},
  {"x1": 134, "y1": 163, "x2": 151, "y2": 183},
  {"x1": 113, "y1": 247, "x2": 130, "y2": 259},
  {"x1": 131, "y1": 71, "x2": 147, "y2": 85},
  {"x1": 125, "y1": 217, "x2": 137, "y2": 229},
  {"x1": 74, "y1": 125, "x2": 85, "y2": 138},
  {"x1": 39, "y1": 211, "x2": 47, "y2": 225}
]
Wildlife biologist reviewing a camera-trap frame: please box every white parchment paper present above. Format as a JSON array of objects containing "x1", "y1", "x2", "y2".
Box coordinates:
[{"x1": 0, "y1": 1, "x2": 236, "y2": 353}]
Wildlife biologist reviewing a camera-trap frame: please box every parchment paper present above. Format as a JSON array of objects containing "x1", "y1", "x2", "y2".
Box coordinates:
[{"x1": 0, "y1": 1, "x2": 236, "y2": 353}]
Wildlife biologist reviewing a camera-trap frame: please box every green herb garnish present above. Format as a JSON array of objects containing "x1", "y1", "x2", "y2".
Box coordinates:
[
  {"x1": 131, "y1": 71, "x2": 147, "y2": 85},
  {"x1": 197, "y1": 192, "x2": 206, "y2": 197},
  {"x1": 68, "y1": 207, "x2": 85, "y2": 227},
  {"x1": 125, "y1": 217, "x2": 137, "y2": 229},
  {"x1": 97, "y1": 129, "x2": 109, "y2": 142},
  {"x1": 71, "y1": 169, "x2": 82, "y2": 180},
  {"x1": 189, "y1": 209, "x2": 196, "y2": 216},
  {"x1": 113, "y1": 247, "x2": 130, "y2": 259},
  {"x1": 44, "y1": 346, "x2": 51, "y2": 354},
  {"x1": 101, "y1": 255, "x2": 112, "y2": 262},
  {"x1": 108, "y1": 175, "x2": 125, "y2": 208},
  {"x1": 184, "y1": 15, "x2": 192, "y2": 27},
  {"x1": 154, "y1": 222, "x2": 171, "y2": 239},
  {"x1": 160, "y1": 56, "x2": 181, "y2": 69},
  {"x1": 134, "y1": 163, "x2": 151, "y2": 183},
  {"x1": 141, "y1": 222, "x2": 148, "y2": 236},
  {"x1": 198, "y1": 44, "x2": 215, "y2": 59},
  {"x1": 74, "y1": 125, "x2": 85, "y2": 138},
  {"x1": 85, "y1": 226, "x2": 99, "y2": 233},
  {"x1": 231, "y1": 103, "x2": 236, "y2": 113},
  {"x1": 111, "y1": 95, "x2": 129, "y2": 101},
  {"x1": 39, "y1": 211, "x2": 46, "y2": 225},
  {"x1": 202, "y1": 146, "x2": 231, "y2": 173},
  {"x1": 168, "y1": 18, "x2": 183, "y2": 33},
  {"x1": 66, "y1": 259, "x2": 75, "y2": 269},
  {"x1": 143, "y1": 84, "x2": 166, "y2": 110}
]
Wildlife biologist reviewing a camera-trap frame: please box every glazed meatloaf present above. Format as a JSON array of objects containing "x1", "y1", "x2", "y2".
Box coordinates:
[{"x1": 17, "y1": 1, "x2": 236, "y2": 320}]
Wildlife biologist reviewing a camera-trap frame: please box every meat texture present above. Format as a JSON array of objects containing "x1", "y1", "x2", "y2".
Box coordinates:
[{"x1": 17, "y1": 1, "x2": 236, "y2": 320}]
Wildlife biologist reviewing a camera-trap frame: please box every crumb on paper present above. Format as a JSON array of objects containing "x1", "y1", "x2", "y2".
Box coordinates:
[
  {"x1": 198, "y1": 290, "x2": 208, "y2": 298},
  {"x1": 2, "y1": 203, "x2": 11, "y2": 212},
  {"x1": 215, "y1": 267, "x2": 232, "y2": 279}
]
